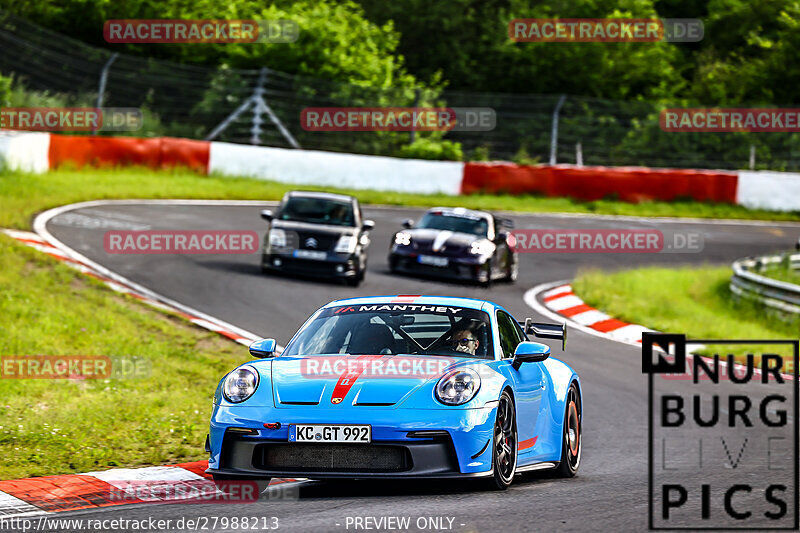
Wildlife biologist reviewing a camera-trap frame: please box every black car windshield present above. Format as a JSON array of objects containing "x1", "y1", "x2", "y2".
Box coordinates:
[
  {"x1": 279, "y1": 197, "x2": 355, "y2": 226},
  {"x1": 282, "y1": 304, "x2": 494, "y2": 359},
  {"x1": 416, "y1": 212, "x2": 488, "y2": 236}
]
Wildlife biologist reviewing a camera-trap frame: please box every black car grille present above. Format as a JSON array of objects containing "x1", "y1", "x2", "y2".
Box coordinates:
[
  {"x1": 254, "y1": 443, "x2": 411, "y2": 473},
  {"x1": 296, "y1": 231, "x2": 337, "y2": 251},
  {"x1": 275, "y1": 257, "x2": 341, "y2": 275}
]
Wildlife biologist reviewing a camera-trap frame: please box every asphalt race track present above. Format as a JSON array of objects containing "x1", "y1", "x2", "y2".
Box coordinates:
[{"x1": 37, "y1": 201, "x2": 800, "y2": 532}]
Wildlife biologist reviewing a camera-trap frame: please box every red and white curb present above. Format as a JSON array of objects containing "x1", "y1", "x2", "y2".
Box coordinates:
[
  {"x1": 0, "y1": 461, "x2": 300, "y2": 517},
  {"x1": 525, "y1": 281, "x2": 655, "y2": 347},
  {"x1": 525, "y1": 280, "x2": 795, "y2": 380}
]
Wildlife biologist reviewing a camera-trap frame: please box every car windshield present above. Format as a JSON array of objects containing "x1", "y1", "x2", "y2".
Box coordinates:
[
  {"x1": 416, "y1": 212, "x2": 488, "y2": 236},
  {"x1": 279, "y1": 197, "x2": 355, "y2": 226},
  {"x1": 282, "y1": 304, "x2": 494, "y2": 359}
]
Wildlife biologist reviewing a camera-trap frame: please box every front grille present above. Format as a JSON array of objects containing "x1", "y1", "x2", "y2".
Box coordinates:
[
  {"x1": 278, "y1": 257, "x2": 340, "y2": 275},
  {"x1": 254, "y1": 443, "x2": 411, "y2": 473},
  {"x1": 296, "y1": 232, "x2": 337, "y2": 251}
]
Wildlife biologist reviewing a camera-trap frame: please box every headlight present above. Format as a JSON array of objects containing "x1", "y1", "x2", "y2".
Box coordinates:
[
  {"x1": 470, "y1": 240, "x2": 495, "y2": 256},
  {"x1": 223, "y1": 365, "x2": 260, "y2": 403},
  {"x1": 435, "y1": 368, "x2": 481, "y2": 405},
  {"x1": 394, "y1": 232, "x2": 411, "y2": 246},
  {"x1": 335, "y1": 234, "x2": 357, "y2": 253},
  {"x1": 268, "y1": 229, "x2": 286, "y2": 248}
]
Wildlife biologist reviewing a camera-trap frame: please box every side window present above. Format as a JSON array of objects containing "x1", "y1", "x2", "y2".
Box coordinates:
[{"x1": 497, "y1": 311, "x2": 525, "y2": 358}]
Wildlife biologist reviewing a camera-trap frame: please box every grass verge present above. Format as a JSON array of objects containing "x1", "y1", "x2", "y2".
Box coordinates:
[
  {"x1": 0, "y1": 234, "x2": 246, "y2": 479},
  {"x1": 761, "y1": 262, "x2": 800, "y2": 286},
  {"x1": 572, "y1": 266, "x2": 799, "y2": 367},
  {"x1": 1, "y1": 167, "x2": 799, "y2": 230}
]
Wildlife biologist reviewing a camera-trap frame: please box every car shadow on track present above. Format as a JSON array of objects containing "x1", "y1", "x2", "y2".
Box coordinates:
[
  {"x1": 292, "y1": 472, "x2": 564, "y2": 499},
  {"x1": 199, "y1": 259, "x2": 353, "y2": 287}
]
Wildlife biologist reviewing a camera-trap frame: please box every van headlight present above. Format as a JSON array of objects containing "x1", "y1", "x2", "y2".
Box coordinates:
[
  {"x1": 435, "y1": 368, "x2": 481, "y2": 405},
  {"x1": 223, "y1": 365, "x2": 260, "y2": 403},
  {"x1": 268, "y1": 229, "x2": 286, "y2": 248},
  {"x1": 335, "y1": 235, "x2": 357, "y2": 253}
]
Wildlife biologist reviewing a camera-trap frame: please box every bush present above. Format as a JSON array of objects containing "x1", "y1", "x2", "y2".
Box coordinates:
[{"x1": 396, "y1": 137, "x2": 462, "y2": 161}]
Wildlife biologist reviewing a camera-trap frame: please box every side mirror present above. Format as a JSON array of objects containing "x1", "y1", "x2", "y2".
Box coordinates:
[
  {"x1": 496, "y1": 231, "x2": 508, "y2": 243},
  {"x1": 249, "y1": 338, "x2": 277, "y2": 358},
  {"x1": 362, "y1": 220, "x2": 375, "y2": 231},
  {"x1": 401, "y1": 219, "x2": 414, "y2": 229},
  {"x1": 260, "y1": 210, "x2": 274, "y2": 222},
  {"x1": 512, "y1": 341, "x2": 550, "y2": 369}
]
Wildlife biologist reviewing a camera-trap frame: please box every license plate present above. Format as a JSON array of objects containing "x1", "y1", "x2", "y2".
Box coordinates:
[
  {"x1": 290, "y1": 424, "x2": 371, "y2": 443},
  {"x1": 418, "y1": 254, "x2": 448, "y2": 267},
  {"x1": 294, "y1": 249, "x2": 327, "y2": 260}
]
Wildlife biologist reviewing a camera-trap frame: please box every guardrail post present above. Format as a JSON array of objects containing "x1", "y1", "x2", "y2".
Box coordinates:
[
  {"x1": 549, "y1": 95, "x2": 566, "y2": 165},
  {"x1": 93, "y1": 52, "x2": 118, "y2": 135}
]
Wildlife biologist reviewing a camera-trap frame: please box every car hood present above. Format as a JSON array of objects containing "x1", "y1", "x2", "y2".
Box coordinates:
[
  {"x1": 269, "y1": 354, "x2": 468, "y2": 408},
  {"x1": 271, "y1": 219, "x2": 356, "y2": 236},
  {"x1": 402, "y1": 229, "x2": 486, "y2": 255}
]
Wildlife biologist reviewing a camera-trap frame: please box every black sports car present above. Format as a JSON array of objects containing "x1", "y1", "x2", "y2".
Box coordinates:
[
  {"x1": 260, "y1": 191, "x2": 374, "y2": 286},
  {"x1": 388, "y1": 207, "x2": 518, "y2": 285}
]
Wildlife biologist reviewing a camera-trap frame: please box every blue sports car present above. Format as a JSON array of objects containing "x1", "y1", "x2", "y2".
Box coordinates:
[{"x1": 206, "y1": 296, "x2": 581, "y2": 490}]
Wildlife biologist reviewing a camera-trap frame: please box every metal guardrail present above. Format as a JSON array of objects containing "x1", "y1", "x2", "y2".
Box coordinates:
[{"x1": 730, "y1": 253, "x2": 800, "y2": 314}]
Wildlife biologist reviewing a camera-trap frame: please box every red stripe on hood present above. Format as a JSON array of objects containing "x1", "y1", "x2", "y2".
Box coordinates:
[{"x1": 330, "y1": 354, "x2": 385, "y2": 404}]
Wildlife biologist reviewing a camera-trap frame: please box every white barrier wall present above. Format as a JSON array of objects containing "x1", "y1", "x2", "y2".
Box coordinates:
[
  {"x1": 0, "y1": 131, "x2": 50, "y2": 173},
  {"x1": 208, "y1": 142, "x2": 465, "y2": 195},
  {"x1": 736, "y1": 171, "x2": 800, "y2": 211}
]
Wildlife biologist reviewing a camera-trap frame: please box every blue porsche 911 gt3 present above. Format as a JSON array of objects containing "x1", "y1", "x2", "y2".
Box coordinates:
[{"x1": 206, "y1": 295, "x2": 581, "y2": 490}]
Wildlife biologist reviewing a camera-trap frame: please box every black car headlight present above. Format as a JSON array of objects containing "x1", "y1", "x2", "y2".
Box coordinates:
[
  {"x1": 394, "y1": 232, "x2": 412, "y2": 246},
  {"x1": 223, "y1": 365, "x2": 260, "y2": 403},
  {"x1": 435, "y1": 368, "x2": 481, "y2": 405},
  {"x1": 469, "y1": 239, "x2": 495, "y2": 256},
  {"x1": 268, "y1": 229, "x2": 286, "y2": 249}
]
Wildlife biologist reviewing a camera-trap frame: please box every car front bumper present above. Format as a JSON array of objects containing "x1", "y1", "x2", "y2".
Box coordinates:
[
  {"x1": 388, "y1": 250, "x2": 487, "y2": 281},
  {"x1": 262, "y1": 251, "x2": 359, "y2": 279},
  {"x1": 207, "y1": 405, "x2": 496, "y2": 479}
]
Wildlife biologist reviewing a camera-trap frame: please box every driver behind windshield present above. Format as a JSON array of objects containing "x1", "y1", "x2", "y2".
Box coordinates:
[
  {"x1": 281, "y1": 305, "x2": 493, "y2": 359},
  {"x1": 451, "y1": 327, "x2": 480, "y2": 356}
]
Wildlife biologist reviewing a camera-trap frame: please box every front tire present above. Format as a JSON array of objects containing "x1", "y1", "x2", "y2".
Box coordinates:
[
  {"x1": 479, "y1": 260, "x2": 492, "y2": 288},
  {"x1": 555, "y1": 382, "x2": 581, "y2": 477},
  {"x1": 505, "y1": 255, "x2": 518, "y2": 283},
  {"x1": 486, "y1": 390, "x2": 517, "y2": 490}
]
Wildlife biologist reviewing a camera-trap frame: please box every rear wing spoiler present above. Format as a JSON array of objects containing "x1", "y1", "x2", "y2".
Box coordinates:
[{"x1": 518, "y1": 318, "x2": 567, "y2": 351}]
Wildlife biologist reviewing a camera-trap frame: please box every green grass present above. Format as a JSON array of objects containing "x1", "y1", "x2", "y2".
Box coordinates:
[
  {"x1": 572, "y1": 266, "x2": 799, "y2": 368},
  {"x1": 0, "y1": 235, "x2": 248, "y2": 479},
  {"x1": 761, "y1": 264, "x2": 800, "y2": 286},
  {"x1": 0, "y1": 166, "x2": 799, "y2": 230}
]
